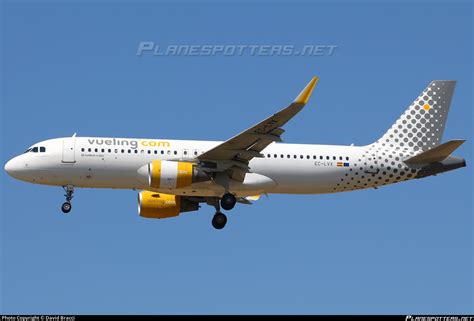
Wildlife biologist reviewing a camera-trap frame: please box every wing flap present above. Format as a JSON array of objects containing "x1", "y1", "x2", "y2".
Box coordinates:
[{"x1": 198, "y1": 76, "x2": 318, "y2": 164}]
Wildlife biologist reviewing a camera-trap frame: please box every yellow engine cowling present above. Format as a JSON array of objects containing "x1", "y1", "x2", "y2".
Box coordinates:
[
  {"x1": 138, "y1": 191, "x2": 181, "y2": 218},
  {"x1": 149, "y1": 160, "x2": 193, "y2": 189},
  {"x1": 138, "y1": 191, "x2": 199, "y2": 219},
  {"x1": 137, "y1": 160, "x2": 210, "y2": 190}
]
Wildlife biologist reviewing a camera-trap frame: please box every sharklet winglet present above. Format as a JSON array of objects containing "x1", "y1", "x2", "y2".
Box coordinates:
[{"x1": 293, "y1": 76, "x2": 318, "y2": 104}]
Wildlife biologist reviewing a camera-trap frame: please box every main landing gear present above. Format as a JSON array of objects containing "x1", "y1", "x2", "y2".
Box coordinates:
[
  {"x1": 209, "y1": 193, "x2": 237, "y2": 229},
  {"x1": 212, "y1": 212, "x2": 227, "y2": 230},
  {"x1": 220, "y1": 193, "x2": 236, "y2": 211},
  {"x1": 61, "y1": 185, "x2": 74, "y2": 214}
]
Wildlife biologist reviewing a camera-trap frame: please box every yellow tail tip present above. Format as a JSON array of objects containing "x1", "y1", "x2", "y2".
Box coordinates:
[{"x1": 293, "y1": 76, "x2": 318, "y2": 104}]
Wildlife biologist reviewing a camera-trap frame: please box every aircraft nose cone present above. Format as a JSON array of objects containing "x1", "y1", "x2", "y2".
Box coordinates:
[
  {"x1": 5, "y1": 159, "x2": 13, "y2": 174},
  {"x1": 4, "y1": 157, "x2": 21, "y2": 178}
]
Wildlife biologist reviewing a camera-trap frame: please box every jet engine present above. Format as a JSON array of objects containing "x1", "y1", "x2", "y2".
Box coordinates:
[
  {"x1": 137, "y1": 160, "x2": 210, "y2": 189},
  {"x1": 138, "y1": 191, "x2": 199, "y2": 219}
]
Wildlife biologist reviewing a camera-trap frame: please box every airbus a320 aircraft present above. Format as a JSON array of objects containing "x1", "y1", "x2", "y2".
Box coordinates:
[{"x1": 4, "y1": 77, "x2": 466, "y2": 229}]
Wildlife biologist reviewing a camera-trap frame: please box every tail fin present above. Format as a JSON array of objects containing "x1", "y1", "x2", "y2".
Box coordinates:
[{"x1": 375, "y1": 80, "x2": 456, "y2": 151}]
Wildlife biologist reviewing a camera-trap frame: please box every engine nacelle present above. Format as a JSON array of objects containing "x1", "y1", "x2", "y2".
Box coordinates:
[
  {"x1": 138, "y1": 191, "x2": 199, "y2": 219},
  {"x1": 137, "y1": 160, "x2": 210, "y2": 189}
]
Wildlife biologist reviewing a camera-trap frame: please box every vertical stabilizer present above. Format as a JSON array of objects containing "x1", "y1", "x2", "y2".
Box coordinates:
[{"x1": 375, "y1": 80, "x2": 456, "y2": 151}]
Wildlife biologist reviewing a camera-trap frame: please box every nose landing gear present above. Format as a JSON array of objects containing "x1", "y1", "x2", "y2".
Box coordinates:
[
  {"x1": 61, "y1": 202, "x2": 72, "y2": 213},
  {"x1": 61, "y1": 185, "x2": 74, "y2": 214}
]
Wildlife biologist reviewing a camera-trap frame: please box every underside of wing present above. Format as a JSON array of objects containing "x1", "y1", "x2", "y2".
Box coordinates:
[{"x1": 197, "y1": 76, "x2": 318, "y2": 181}]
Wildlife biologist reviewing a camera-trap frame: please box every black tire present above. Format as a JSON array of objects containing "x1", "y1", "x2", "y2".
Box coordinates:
[
  {"x1": 220, "y1": 193, "x2": 236, "y2": 211},
  {"x1": 61, "y1": 202, "x2": 72, "y2": 214},
  {"x1": 212, "y1": 212, "x2": 227, "y2": 229}
]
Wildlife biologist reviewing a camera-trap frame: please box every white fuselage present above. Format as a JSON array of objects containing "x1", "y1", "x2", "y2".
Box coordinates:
[
  {"x1": 5, "y1": 136, "x2": 377, "y2": 197},
  {"x1": 5, "y1": 136, "x2": 466, "y2": 199}
]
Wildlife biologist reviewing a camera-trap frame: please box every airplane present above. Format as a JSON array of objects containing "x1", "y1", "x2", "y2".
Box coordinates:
[{"x1": 4, "y1": 77, "x2": 467, "y2": 229}]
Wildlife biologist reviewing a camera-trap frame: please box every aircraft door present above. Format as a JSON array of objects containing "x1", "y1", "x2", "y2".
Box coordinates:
[
  {"x1": 364, "y1": 153, "x2": 378, "y2": 174},
  {"x1": 62, "y1": 137, "x2": 76, "y2": 163}
]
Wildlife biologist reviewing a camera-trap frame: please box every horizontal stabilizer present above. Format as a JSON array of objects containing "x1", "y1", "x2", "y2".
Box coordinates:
[{"x1": 404, "y1": 140, "x2": 465, "y2": 164}]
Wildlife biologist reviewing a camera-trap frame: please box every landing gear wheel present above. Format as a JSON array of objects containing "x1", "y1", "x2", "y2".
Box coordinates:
[
  {"x1": 220, "y1": 193, "x2": 236, "y2": 211},
  {"x1": 212, "y1": 212, "x2": 227, "y2": 229},
  {"x1": 61, "y1": 185, "x2": 74, "y2": 214},
  {"x1": 61, "y1": 202, "x2": 72, "y2": 214}
]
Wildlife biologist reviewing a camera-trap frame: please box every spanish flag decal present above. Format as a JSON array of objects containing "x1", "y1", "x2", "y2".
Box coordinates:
[{"x1": 337, "y1": 162, "x2": 350, "y2": 167}]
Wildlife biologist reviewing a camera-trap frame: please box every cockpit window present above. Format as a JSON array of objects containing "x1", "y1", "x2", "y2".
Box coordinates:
[{"x1": 24, "y1": 146, "x2": 46, "y2": 153}]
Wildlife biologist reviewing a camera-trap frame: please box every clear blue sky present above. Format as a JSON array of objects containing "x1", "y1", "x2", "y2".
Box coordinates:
[{"x1": 1, "y1": 0, "x2": 472, "y2": 315}]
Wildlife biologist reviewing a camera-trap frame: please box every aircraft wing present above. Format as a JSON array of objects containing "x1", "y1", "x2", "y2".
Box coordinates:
[{"x1": 197, "y1": 76, "x2": 318, "y2": 180}]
